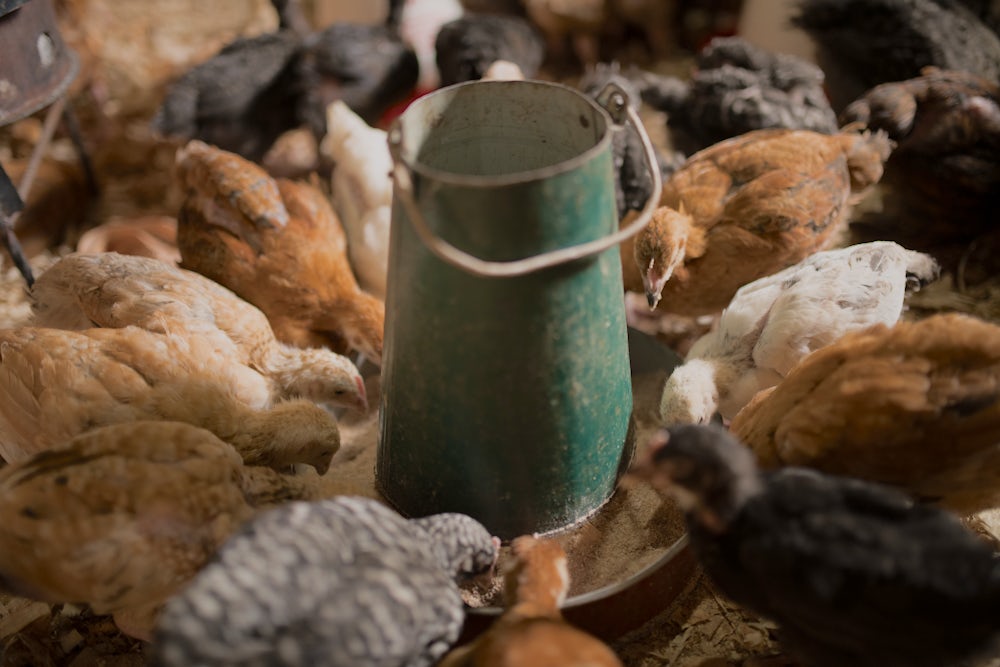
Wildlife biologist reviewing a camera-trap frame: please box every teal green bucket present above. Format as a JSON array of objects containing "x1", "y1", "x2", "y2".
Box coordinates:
[{"x1": 377, "y1": 80, "x2": 661, "y2": 539}]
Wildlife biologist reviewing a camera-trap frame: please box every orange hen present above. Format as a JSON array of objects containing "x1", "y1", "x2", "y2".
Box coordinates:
[
  {"x1": 626, "y1": 128, "x2": 893, "y2": 314},
  {"x1": 174, "y1": 140, "x2": 385, "y2": 365},
  {"x1": 729, "y1": 313, "x2": 1000, "y2": 514},
  {"x1": 439, "y1": 535, "x2": 623, "y2": 667}
]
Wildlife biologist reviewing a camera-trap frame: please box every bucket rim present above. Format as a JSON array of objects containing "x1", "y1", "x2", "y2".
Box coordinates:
[{"x1": 388, "y1": 79, "x2": 614, "y2": 188}]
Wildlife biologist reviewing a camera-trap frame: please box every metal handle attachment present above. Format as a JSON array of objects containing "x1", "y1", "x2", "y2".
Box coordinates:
[{"x1": 388, "y1": 82, "x2": 663, "y2": 278}]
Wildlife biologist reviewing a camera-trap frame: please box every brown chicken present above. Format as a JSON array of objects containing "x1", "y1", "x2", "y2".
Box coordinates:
[
  {"x1": 840, "y1": 67, "x2": 1000, "y2": 239},
  {"x1": 439, "y1": 535, "x2": 623, "y2": 667},
  {"x1": 626, "y1": 128, "x2": 893, "y2": 315},
  {"x1": 0, "y1": 420, "x2": 322, "y2": 640},
  {"x1": 31, "y1": 252, "x2": 367, "y2": 411},
  {"x1": 174, "y1": 140, "x2": 385, "y2": 364},
  {"x1": 0, "y1": 326, "x2": 341, "y2": 473},
  {"x1": 522, "y1": 0, "x2": 608, "y2": 67},
  {"x1": 729, "y1": 313, "x2": 1000, "y2": 515}
]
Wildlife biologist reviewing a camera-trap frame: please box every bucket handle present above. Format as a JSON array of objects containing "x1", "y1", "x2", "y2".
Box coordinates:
[{"x1": 388, "y1": 82, "x2": 663, "y2": 278}]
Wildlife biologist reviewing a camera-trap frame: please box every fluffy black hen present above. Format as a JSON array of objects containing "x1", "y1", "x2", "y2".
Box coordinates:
[
  {"x1": 637, "y1": 37, "x2": 838, "y2": 156},
  {"x1": 434, "y1": 13, "x2": 544, "y2": 86},
  {"x1": 793, "y1": 0, "x2": 1000, "y2": 108},
  {"x1": 631, "y1": 424, "x2": 1000, "y2": 667}
]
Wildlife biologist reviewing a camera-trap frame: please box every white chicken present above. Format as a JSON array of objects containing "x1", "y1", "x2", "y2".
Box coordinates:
[
  {"x1": 320, "y1": 101, "x2": 393, "y2": 299},
  {"x1": 395, "y1": 0, "x2": 465, "y2": 92},
  {"x1": 659, "y1": 241, "x2": 939, "y2": 425}
]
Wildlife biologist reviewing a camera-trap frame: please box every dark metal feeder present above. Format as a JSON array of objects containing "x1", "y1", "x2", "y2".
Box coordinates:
[{"x1": 377, "y1": 80, "x2": 661, "y2": 539}]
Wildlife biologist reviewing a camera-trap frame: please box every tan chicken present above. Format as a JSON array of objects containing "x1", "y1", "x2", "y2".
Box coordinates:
[
  {"x1": 0, "y1": 326, "x2": 341, "y2": 473},
  {"x1": 174, "y1": 140, "x2": 385, "y2": 364},
  {"x1": 0, "y1": 420, "x2": 322, "y2": 640},
  {"x1": 439, "y1": 535, "x2": 623, "y2": 667},
  {"x1": 30, "y1": 252, "x2": 367, "y2": 411},
  {"x1": 628, "y1": 128, "x2": 893, "y2": 315},
  {"x1": 729, "y1": 313, "x2": 1000, "y2": 514}
]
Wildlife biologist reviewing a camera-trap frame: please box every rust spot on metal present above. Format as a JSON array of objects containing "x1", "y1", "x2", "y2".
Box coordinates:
[{"x1": 579, "y1": 114, "x2": 590, "y2": 129}]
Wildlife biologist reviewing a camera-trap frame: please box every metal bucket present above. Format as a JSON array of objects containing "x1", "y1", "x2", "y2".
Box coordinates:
[{"x1": 377, "y1": 79, "x2": 661, "y2": 539}]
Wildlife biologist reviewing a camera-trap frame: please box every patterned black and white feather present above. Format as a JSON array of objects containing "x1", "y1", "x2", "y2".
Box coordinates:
[{"x1": 153, "y1": 496, "x2": 498, "y2": 667}]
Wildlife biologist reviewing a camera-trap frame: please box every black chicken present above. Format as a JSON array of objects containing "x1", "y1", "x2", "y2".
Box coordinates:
[
  {"x1": 434, "y1": 13, "x2": 544, "y2": 87},
  {"x1": 630, "y1": 424, "x2": 1000, "y2": 667},
  {"x1": 793, "y1": 0, "x2": 1000, "y2": 109},
  {"x1": 636, "y1": 36, "x2": 838, "y2": 156}
]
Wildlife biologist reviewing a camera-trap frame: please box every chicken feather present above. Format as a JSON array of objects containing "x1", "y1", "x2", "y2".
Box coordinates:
[
  {"x1": 176, "y1": 141, "x2": 385, "y2": 364},
  {"x1": 660, "y1": 242, "x2": 939, "y2": 425},
  {"x1": 730, "y1": 313, "x2": 1000, "y2": 514},
  {"x1": 30, "y1": 252, "x2": 367, "y2": 411},
  {"x1": 0, "y1": 327, "x2": 340, "y2": 473}
]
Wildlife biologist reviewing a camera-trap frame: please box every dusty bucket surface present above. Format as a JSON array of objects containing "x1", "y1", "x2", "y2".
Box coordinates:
[{"x1": 377, "y1": 79, "x2": 660, "y2": 539}]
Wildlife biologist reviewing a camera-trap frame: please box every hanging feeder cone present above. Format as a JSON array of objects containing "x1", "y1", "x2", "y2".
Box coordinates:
[{"x1": 377, "y1": 79, "x2": 662, "y2": 540}]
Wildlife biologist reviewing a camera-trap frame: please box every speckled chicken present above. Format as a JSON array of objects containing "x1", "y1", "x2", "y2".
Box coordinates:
[
  {"x1": 793, "y1": 0, "x2": 1000, "y2": 108},
  {"x1": 30, "y1": 252, "x2": 367, "y2": 411},
  {"x1": 729, "y1": 313, "x2": 1000, "y2": 515},
  {"x1": 659, "y1": 242, "x2": 939, "y2": 426},
  {"x1": 434, "y1": 13, "x2": 544, "y2": 87},
  {"x1": 840, "y1": 67, "x2": 1000, "y2": 238},
  {"x1": 637, "y1": 36, "x2": 839, "y2": 156},
  {"x1": 175, "y1": 140, "x2": 385, "y2": 364},
  {"x1": 0, "y1": 326, "x2": 340, "y2": 473},
  {"x1": 153, "y1": 496, "x2": 499, "y2": 666},
  {"x1": 0, "y1": 420, "x2": 322, "y2": 640},
  {"x1": 320, "y1": 101, "x2": 393, "y2": 299},
  {"x1": 628, "y1": 127, "x2": 893, "y2": 314},
  {"x1": 439, "y1": 535, "x2": 623, "y2": 667},
  {"x1": 630, "y1": 424, "x2": 1000, "y2": 667}
]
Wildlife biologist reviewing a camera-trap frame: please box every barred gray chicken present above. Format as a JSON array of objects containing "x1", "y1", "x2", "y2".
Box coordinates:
[
  {"x1": 153, "y1": 496, "x2": 499, "y2": 667},
  {"x1": 434, "y1": 13, "x2": 544, "y2": 87}
]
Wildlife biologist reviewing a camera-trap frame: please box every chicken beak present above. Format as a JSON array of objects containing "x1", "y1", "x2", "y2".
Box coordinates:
[
  {"x1": 623, "y1": 430, "x2": 675, "y2": 495},
  {"x1": 643, "y1": 262, "x2": 671, "y2": 310},
  {"x1": 355, "y1": 376, "x2": 369, "y2": 412}
]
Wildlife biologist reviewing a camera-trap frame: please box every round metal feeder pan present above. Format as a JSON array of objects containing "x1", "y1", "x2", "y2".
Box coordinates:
[{"x1": 459, "y1": 533, "x2": 697, "y2": 643}]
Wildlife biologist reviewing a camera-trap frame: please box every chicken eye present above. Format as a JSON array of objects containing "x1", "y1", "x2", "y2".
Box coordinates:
[{"x1": 335, "y1": 389, "x2": 345, "y2": 395}]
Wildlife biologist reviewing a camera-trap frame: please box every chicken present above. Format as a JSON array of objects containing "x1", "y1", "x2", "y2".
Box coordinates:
[
  {"x1": 296, "y1": 22, "x2": 420, "y2": 129},
  {"x1": 154, "y1": 6, "x2": 419, "y2": 161},
  {"x1": 175, "y1": 140, "x2": 385, "y2": 364},
  {"x1": 433, "y1": 13, "x2": 544, "y2": 87},
  {"x1": 439, "y1": 535, "x2": 623, "y2": 667},
  {"x1": 0, "y1": 326, "x2": 341, "y2": 474},
  {"x1": 390, "y1": 0, "x2": 466, "y2": 91},
  {"x1": 75, "y1": 216, "x2": 181, "y2": 265},
  {"x1": 578, "y1": 62, "x2": 657, "y2": 219},
  {"x1": 659, "y1": 242, "x2": 939, "y2": 426},
  {"x1": 792, "y1": 0, "x2": 1000, "y2": 108},
  {"x1": 729, "y1": 313, "x2": 1000, "y2": 515},
  {"x1": 153, "y1": 496, "x2": 499, "y2": 666},
  {"x1": 0, "y1": 420, "x2": 321, "y2": 640},
  {"x1": 153, "y1": 31, "x2": 304, "y2": 162},
  {"x1": 630, "y1": 424, "x2": 1000, "y2": 667},
  {"x1": 522, "y1": 0, "x2": 608, "y2": 68},
  {"x1": 320, "y1": 101, "x2": 393, "y2": 299},
  {"x1": 636, "y1": 36, "x2": 838, "y2": 156},
  {"x1": 30, "y1": 252, "x2": 367, "y2": 411},
  {"x1": 839, "y1": 67, "x2": 1000, "y2": 239},
  {"x1": 630, "y1": 128, "x2": 893, "y2": 314}
]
